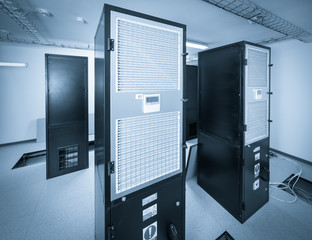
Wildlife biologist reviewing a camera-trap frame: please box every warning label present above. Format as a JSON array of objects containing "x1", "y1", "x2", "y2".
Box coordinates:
[
  {"x1": 143, "y1": 204, "x2": 157, "y2": 221},
  {"x1": 143, "y1": 221, "x2": 157, "y2": 240}
]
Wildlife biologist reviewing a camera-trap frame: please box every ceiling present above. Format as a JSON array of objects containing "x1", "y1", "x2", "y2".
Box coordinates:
[{"x1": 0, "y1": 0, "x2": 311, "y2": 52}]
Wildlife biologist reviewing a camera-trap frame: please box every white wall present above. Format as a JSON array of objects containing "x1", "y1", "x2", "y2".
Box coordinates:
[
  {"x1": 269, "y1": 40, "x2": 312, "y2": 162},
  {"x1": 0, "y1": 42, "x2": 94, "y2": 145}
]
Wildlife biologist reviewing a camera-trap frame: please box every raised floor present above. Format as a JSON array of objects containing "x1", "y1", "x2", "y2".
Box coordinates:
[{"x1": 0, "y1": 141, "x2": 311, "y2": 240}]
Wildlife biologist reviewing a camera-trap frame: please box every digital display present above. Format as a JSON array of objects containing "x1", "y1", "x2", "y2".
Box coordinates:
[
  {"x1": 146, "y1": 96, "x2": 159, "y2": 103},
  {"x1": 143, "y1": 94, "x2": 160, "y2": 113}
]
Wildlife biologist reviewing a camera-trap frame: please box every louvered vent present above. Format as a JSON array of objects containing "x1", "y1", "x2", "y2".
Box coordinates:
[
  {"x1": 248, "y1": 49, "x2": 268, "y2": 87},
  {"x1": 59, "y1": 145, "x2": 78, "y2": 170},
  {"x1": 246, "y1": 101, "x2": 268, "y2": 144},
  {"x1": 116, "y1": 112, "x2": 180, "y2": 194},
  {"x1": 116, "y1": 18, "x2": 181, "y2": 92}
]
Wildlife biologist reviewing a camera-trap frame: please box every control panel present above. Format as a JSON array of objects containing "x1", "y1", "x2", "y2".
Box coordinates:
[
  {"x1": 253, "y1": 88, "x2": 263, "y2": 100},
  {"x1": 143, "y1": 94, "x2": 160, "y2": 113}
]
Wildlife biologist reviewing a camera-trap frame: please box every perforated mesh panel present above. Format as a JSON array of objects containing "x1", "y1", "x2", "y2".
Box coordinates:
[
  {"x1": 246, "y1": 101, "x2": 268, "y2": 144},
  {"x1": 116, "y1": 112, "x2": 180, "y2": 194},
  {"x1": 248, "y1": 49, "x2": 268, "y2": 87},
  {"x1": 116, "y1": 18, "x2": 181, "y2": 92}
]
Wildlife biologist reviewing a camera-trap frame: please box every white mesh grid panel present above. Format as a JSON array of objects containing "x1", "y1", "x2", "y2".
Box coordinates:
[
  {"x1": 247, "y1": 49, "x2": 268, "y2": 87},
  {"x1": 116, "y1": 112, "x2": 180, "y2": 194},
  {"x1": 246, "y1": 101, "x2": 268, "y2": 144},
  {"x1": 116, "y1": 18, "x2": 181, "y2": 92}
]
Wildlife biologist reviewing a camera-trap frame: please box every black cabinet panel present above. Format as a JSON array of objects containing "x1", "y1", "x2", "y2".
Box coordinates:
[
  {"x1": 198, "y1": 132, "x2": 241, "y2": 219},
  {"x1": 243, "y1": 139, "x2": 270, "y2": 220},
  {"x1": 47, "y1": 56, "x2": 88, "y2": 126},
  {"x1": 186, "y1": 65, "x2": 198, "y2": 140},
  {"x1": 111, "y1": 177, "x2": 183, "y2": 240},
  {"x1": 46, "y1": 55, "x2": 88, "y2": 179},
  {"x1": 198, "y1": 42, "x2": 271, "y2": 223},
  {"x1": 198, "y1": 45, "x2": 242, "y2": 145}
]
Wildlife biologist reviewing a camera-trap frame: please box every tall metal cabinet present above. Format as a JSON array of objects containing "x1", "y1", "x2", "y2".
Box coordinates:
[
  {"x1": 94, "y1": 5, "x2": 186, "y2": 239},
  {"x1": 45, "y1": 54, "x2": 88, "y2": 179},
  {"x1": 185, "y1": 65, "x2": 198, "y2": 140},
  {"x1": 197, "y1": 41, "x2": 271, "y2": 223}
]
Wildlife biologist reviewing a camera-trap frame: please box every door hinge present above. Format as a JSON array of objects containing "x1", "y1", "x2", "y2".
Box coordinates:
[
  {"x1": 242, "y1": 202, "x2": 246, "y2": 211},
  {"x1": 267, "y1": 91, "x2": 273, "y2": 95},
  {"x1": 268, "y1": 119, "x2": 273, "y2": 123},
  {"x1": 181, "y1": 98, "x2": 189, "y2": 103},
  {"x1": 269, "y1": 63, "x2": 273, "y2": 67},
  {"x1": 108, "y1": 225, "x2": 115, "y2": 239},
  {"x1": 107, "y1": 38, "x2": 114, "y2": 51},
  {"x1": 244, "y1": 59, "x2": 248, "y2": 66},
  {"x1": 108, "y1": 161, "x2": 115, "y2": 176},
  {"x1": 182, "y1": 144, "x2": 187, "y2": 149},
  {"x1": 182, "y1": 52, "x2": 189, "y2": 56}
]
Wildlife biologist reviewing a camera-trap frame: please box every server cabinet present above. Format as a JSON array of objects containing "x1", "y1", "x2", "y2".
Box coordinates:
[
  {"x1": 185, "y1": 65, "x2": 198, "y2": 140},
  {"x1": 197, "y1": 42, "x2": 271, "y2": 223},
  {"x1": 94, "y1": 4, "x2": 186, "y2": 239},
  {"x1": 45, "y1": 55, "x2": 88, "y2": 179}
]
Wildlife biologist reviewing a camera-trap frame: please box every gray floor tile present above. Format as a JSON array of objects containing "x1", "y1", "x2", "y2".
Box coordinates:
[
  {"x1": 0, "y1": 215, "x2": 32, "y2": 240},
  {"x1": 1, "y1": 141, "x2": 312, "y2": 240},
  {"x1": 0, "y1": 181, "x2": 44, "y2": 224},
  {"x1": 25, "y1": 193, "x2": 94, "y2": 240}
]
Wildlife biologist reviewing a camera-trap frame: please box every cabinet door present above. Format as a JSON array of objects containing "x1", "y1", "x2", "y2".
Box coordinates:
[
  {"x1": 244, "y1": 45, "x2": 270, "y2": 145},
  {"x1": 46, "y1": 54, "x2": 88, "y2": 179}
]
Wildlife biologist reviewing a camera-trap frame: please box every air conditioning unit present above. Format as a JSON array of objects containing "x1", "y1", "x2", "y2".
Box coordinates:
[
  {"x1": 94, "y1": 4, "x2": 186, "y2": 239},
  {"x1": 197, "y1": 41, "x2": 271, "y2": 223}
]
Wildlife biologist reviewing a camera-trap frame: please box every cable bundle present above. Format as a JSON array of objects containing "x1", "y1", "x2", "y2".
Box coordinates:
[{"x1": 269, "y1": 155, "x2": 302, "y2": 203}]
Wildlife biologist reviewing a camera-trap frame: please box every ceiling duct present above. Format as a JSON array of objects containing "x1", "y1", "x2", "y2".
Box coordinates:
[
  {"x1": 0, "y1": 0, "x2": 49, "y2": 44},
  {"x1": 203, "y1": 0, "x2": 312, "y2": 43}
]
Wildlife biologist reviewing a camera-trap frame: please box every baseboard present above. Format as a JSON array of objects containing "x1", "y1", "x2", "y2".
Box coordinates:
[
  {"x1": 270, "y1": 148, "x2": 312, "y2": 166},
  {"x1": 0, "y1": 139, "x2": 37, "y2": 147}
]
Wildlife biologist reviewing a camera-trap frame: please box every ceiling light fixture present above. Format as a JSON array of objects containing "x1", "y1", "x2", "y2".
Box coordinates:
[
  {"x1": 76, "y1": 17, "x2": 88, "y2": 24},
  {"x1": 0, "y1": 29, "x2": 10, "y2": 38},
  {"x1": 186, "y1": 41, "x2": 208, "y2": 50},
  {"x1": 0, "y1": 29, "x2": 10, "y2": 34},
  {"x1": 37, "y1": 8, "x2": 53, "y2": 17},
  {"x1": 0, "y1": 62, "x2": 29, "y2": 67},
  {"x1": 186, "y1": 54, "x2": 198, "y2": 62}
]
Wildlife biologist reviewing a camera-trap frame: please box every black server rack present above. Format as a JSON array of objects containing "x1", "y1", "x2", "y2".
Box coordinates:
[
  {"x1": 45, "y1": 54, "x2": 88, "y2": 179},
  {"x1": 197, "y1": 41, "x2": 271, "y2": 223},
  {"x1": 94, "y1": 5, "x2": 186, "y2": 240},
  {"x1": 185, "y1": 65, "x2": 198, "y2": 140}
]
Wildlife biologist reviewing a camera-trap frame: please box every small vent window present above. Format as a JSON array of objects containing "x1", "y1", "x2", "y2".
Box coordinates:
[
  {"x1": 248, "y1": 49, "x2": 268, "y2": 87},
  {"x1": 116, "y1": 18, "x2": 181, "y2": 92},
  {"x1": 246, "y1": 101, "x2": 268, "y2": 144},
  {"x1": 59, "y1": 145, "x2": 78, "y2": 170}
]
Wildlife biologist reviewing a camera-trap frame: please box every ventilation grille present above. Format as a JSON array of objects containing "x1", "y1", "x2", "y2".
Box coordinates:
[
  {"x1": 59, "y1": 145, "x2": 78, "y2": 170},
  {"x1": 246, "y1": 101, "x2": 268, "y2": 144},
  {"x1": 116, "y1": 18, "x2": 181, "y2": 92},
  {"x1": 116, "y1": 112, "x2": 180, "y2": 194},
  {"x1": 248, "y1": 49, "x2": 268, "y2": 87}
]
